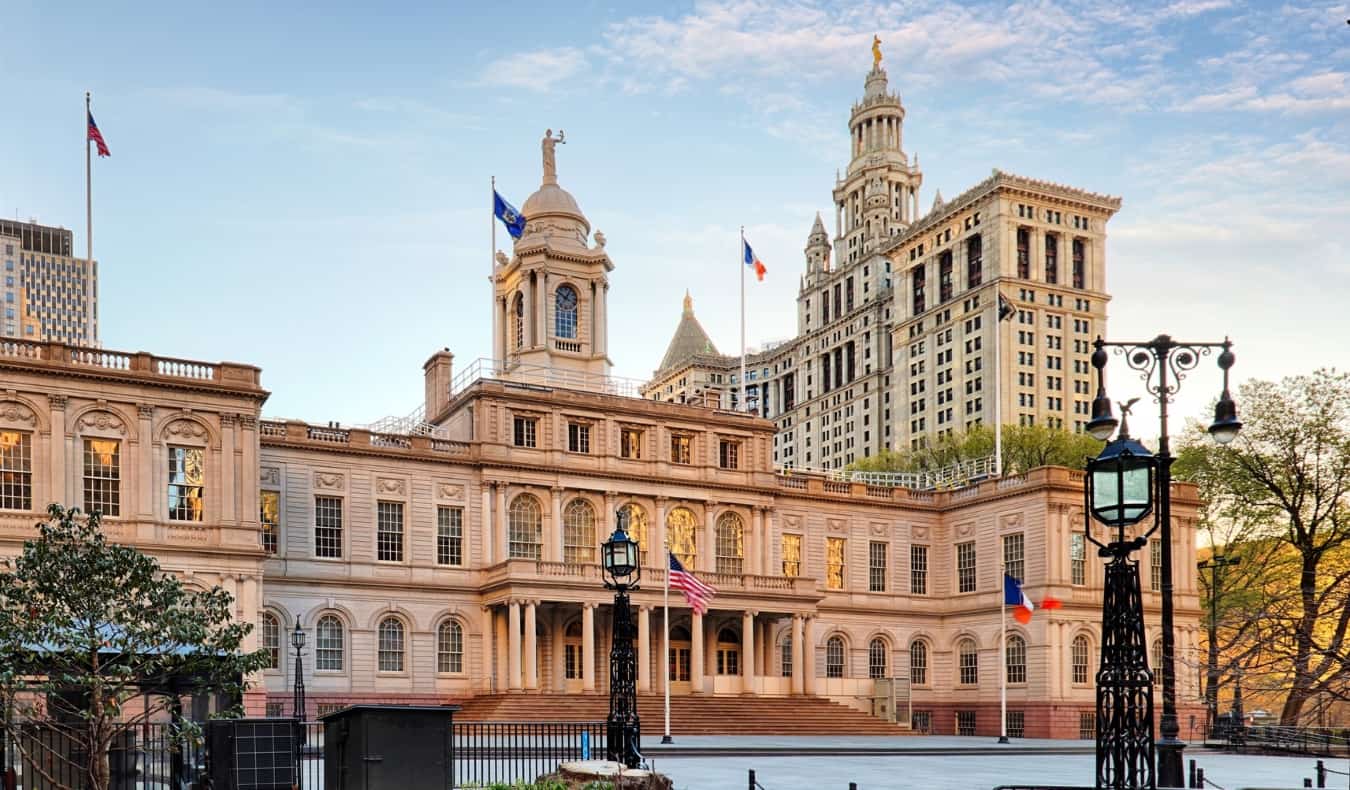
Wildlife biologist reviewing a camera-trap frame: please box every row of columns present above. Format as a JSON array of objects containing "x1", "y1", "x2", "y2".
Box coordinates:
[
  {"x1": 853, "y1": 114, "x2": 901, "y2": 156},
  {"x1": 487, "y1": 601, "x2": 818, "y2": 696},
  {"x1": 490, "y1": 270, "x2": 609, "y2": 361}
]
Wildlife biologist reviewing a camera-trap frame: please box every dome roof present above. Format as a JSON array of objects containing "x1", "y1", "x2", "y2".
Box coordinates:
[{"x1": 521, "y1": 182, "x2": 587, "y2": 227}]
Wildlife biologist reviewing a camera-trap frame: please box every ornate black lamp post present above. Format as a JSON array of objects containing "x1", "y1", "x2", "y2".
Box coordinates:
[
  {"x1": 602, "y1": 510, "x2": 643, "y2": 769},
  {"x1": 1087, "y1": 334, "x2": 1241, "y2": 788},
  {"x1": 291, "y1": 623, "x2": 307, "y2": 722},
  {"x1": 1086, "y1": 409, "x2": 1159, "y2": 789},
  {"x1": 1198, "y1": 555, "x2": 1240, "y2": 735}
]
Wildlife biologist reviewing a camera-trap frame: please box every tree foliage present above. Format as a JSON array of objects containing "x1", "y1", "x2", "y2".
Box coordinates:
[
  {"x1": 0, "y1": 505, "x2": 268, "y2": 790},
  {"x1": 1175, "y1": 368, "x2": 1350, "y2": 725},
  {"x1": 846, "y1": 424, "x2": 1103, "y2": 475}
]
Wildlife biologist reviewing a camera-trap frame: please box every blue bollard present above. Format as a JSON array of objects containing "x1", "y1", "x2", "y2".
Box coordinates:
[{"x1": 581, "y1": 731, "x2": 590, "y2": 761}]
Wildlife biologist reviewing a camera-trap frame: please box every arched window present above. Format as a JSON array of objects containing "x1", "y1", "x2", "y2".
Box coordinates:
[
  {"x1": 1151, "y1": 639, "x2": 1163, "y2": 686},
  {"x1": 958, "y1": 638, "x2": 979, "y2": 685},
  {"x1": 260, "y1": 612, "x2": 280, "y2": 670},
  {"x1": 564, "y1": 621, "x2": 583, "y2": 680},
  {"x1": 1072, "y1": 635, "x2": 1091, "y2": 685},
  {"x1": 716, "y1": 628, "x2": 740, "y2": 675},
  {"x1": 869, "y1": 638, "x2": 888, "y2": 679},
  {"x1": 512, "y1": 292, "x2": 525, "y2": 350},
  {"x1": 563, "y1": 499, "x2": 596, "y2": 563},
  {"x1": 555, "y1": 285, "x2": 578, "y2": 339},
  {"x1": 909, "y1": 640, "x2": 928, "y2": 686},
  {"x1": 826, "y1": 636, "x2": 846, "y2": 678},
  {"x1": 1006, "y1": 634, "x2": 1027, "y2": 684},
  {"x1": 619, "y1": 503, "x2": 649, "y2": 566},
  {"x1": 508, "y1": 494, "x2": 543, "y2": 559},
  {"x1": 714, "y1": 512, "x2": 744, "y2": 575},
  {"x1": 316, "y1": 615, "x2": 344, "y2": 671},
  {"x1": 781, "y1": 636, "x2": 793, "y2": 678},
  {"x1": 437, "y1": 620, "x2": 464, "y2": 674},
  {"x1": 378, "y1": 617, "x2": 405, "y2": 672},
  {"x1": 666, "y1": 507, "x2": 698, "y2": 568}
]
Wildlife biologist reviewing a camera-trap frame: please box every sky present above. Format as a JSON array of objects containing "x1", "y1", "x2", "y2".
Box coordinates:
[{"x1": 2, "y1": 0, "x2": 1347, "y2": 440}]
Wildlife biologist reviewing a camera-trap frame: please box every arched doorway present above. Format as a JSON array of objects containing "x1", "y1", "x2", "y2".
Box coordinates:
[{"x1": 668, "y1": 624, "x2": 692, "y2": 693}]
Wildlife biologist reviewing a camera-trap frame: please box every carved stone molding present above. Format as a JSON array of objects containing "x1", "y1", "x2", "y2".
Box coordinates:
[
  {"x1": 0, "y1": 401, "x2": 37, "y2": 427},
  {"x1": 869, "y1": 522, "x2": 888, "y2": 537},
  {"x1": 260, "y1": 467, "x2": 281, "y2": 486},
  {"x1": 48, "y1": 394, "x2": 67, "y2": 410},
  {"x1": 239, "y1": 415, "x2": 257, "y2": 429},
  {"x1": 314, "y1": 471, "x2": 344, "y2": 490},
  {"x1": 912, "y1": 525, "x2": 929, "y2": 540},
  {"x1": 138, "y1": 404, "x2": 155, "y2": 419},
  {"x1": 437, "y1": 482, "x2": 465, "y2": 500},
  {"x1": 1001, "y1": 512, "x2": 1024, "y2": 530},
  {"x1": 782, "y1": 514, "x2": 802, "y2": 529},
  {"x1": 220, "y1": 413, "x2": 237, "y2": 428},
  {"x1": 826, "y1": 517, "x2": 846, "y2": 534},
  {"x1": 165, "y1": 418, "x2": 208, "y2": 441},
  {"x1": 376, "y1": 477, "x2": 406, "y2": 497},
  {"x1": 78, "y1": 410, "x2": 126, "y2": 435},
  {"x1": 956, "y1": 521, "x2": 975, "y2": 538}
]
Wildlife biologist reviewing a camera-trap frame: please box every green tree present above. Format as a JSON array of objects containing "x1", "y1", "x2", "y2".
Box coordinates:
[
  {"x1": 1175, "y1": 369, "x2": 1350, "y2": 725},
  {"x1": 846, "y1": 424, "x2": 1101, "y2": 475},
  {"x1": 0, "y1": 505, "x2": 268, "y2": 790}
]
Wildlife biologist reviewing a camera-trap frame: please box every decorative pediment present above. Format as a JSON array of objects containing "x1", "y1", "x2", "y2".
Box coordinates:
[
  {"x1": 827, "y1": 517, "x2": 847, "y2": 534},
  {"x1": 314, "y1": 472, "x2": 344, "y2": 490},
  {"x1": 912, "y1": 525, "x2": 929, "y2": 540},
  {"x1": 869, "y1": 522, "x2": 889, "y2": 537},
  {"x1": 78, "y1": 410, "x2": 127, "y2": 436},
  {"x1": 376, "y1": 477, "x2": 406, "y2": 497},
  {"x1": 782, "y1": 514, "x2": 802, "y2": 529},
  {"x1": 438, "y1": 482, "x2": 465, "y2": 501},
  {"x1": 164, "y1": 418, "x2": 208, "y2": 441},
  {"x1": 956, "y1": 521, "x2": 975, "y2": 538},
  {"x1": 0, "y1": 401, "x2": 37, "y2": 427},
  {"x1": 1001, "y1": 512, "x2": 1024, "y2": 530}
]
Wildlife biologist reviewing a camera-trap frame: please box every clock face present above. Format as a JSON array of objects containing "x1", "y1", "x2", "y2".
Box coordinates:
[{"x1": 558, "y1": 288, "x2": 577, "y2": 311}]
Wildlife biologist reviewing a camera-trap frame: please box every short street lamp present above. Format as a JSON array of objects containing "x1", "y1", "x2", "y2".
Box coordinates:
[
  {"x1": 602, "y1": 510, "x2": 642, "y2": 769},
  {"x1": 1085, "y1": 408, "x2": 1160, "y2": 790},
  {"x1": 1198, "y1": 555, "x2": 1240, "y2": 735},
  {"x1": 1087, "y1": 334, "x2": 1241, "y2": 789}
]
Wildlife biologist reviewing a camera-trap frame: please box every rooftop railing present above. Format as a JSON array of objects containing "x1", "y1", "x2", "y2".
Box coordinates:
[
  {"x1": 451, "y1": 357, "x2": 650, "y2": 400},
  {"x1": 0, "y1": 339, "x2": 258, "y2": 387}
]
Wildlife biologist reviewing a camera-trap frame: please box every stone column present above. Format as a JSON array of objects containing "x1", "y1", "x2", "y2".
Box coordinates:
[
  {"x1": 655, "y1": 498, "x2": 668, "y2": 569},
  {"x1": 791, "y1": 616, "x2": 805, "y2": 696},
  {"x1": 136, "y1": 403, "x2": 153, "y2": 518},
  {"x1": 481, "y1": 485, "x2": 494, "y2": 565},
  {"x1": 596, "y1": 281, "x2": 608, "y2": 357},
  {"x1": 702, "y1": 505, "x2": 717, "y2": 574},
  {"x1": 219, "y1": 414, "x2": 236, "y2": 523},
  {"x1": 803, "y1": 616, "x2": 817, "y2": 696},
  {"x1": 638, "y1": 606, "x2": 652, "y2": 692},
  {"x1": 550, "y1": 487, "x2": 564, "y2": 563},
  {"x1": 524, "y1": 601, "x2": 538, "y2": 691},
  {"x1": 508, "y1": 601, "x2": 523, "y2": 691},
  {"x1": 495, "y1": 483, "x2": 508, "y2": 561},
  {"x1": 582, "y1": 604, "x2": 596, "y2": 692},
  {"x1": 48, "y1": 395, "x2": 67, "y2": 508},
  {"x1": 482, "y1": 606, "x2": 495, "y2": 692},
  {"x1": 552, "y1": 616, "x2": 566, "y2": 693},
  {"x1": 691, "y1": 611, "x2": 705, "y2": 694},
  {"x1": 495, "y1": 607, "x2": 508, "y2": 692},
  {"x1": 763, "y1": 509, "x2": 775, "y2": 579},
  {"x1": 750, "y1": 509, "x2": 764, "y2": 576},
  {"x1": 742, "y1": 611, "x2": 756, "y2": 691}
]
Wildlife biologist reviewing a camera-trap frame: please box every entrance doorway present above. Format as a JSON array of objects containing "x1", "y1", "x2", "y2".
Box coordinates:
[
  {"x1": 716, "y1": 628, "x2": 741, "y2": 676},
  {"x1": 668, "y1": 625, "x2": 692, "y2": 693},
  {"x1": 563, "y1": 621, "x2": 583, "y2": 693}
]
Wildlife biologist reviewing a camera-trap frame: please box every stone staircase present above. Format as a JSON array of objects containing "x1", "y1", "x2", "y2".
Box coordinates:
[{"x1": 454, "y1": 693, "x2": 913, "y2": 735}]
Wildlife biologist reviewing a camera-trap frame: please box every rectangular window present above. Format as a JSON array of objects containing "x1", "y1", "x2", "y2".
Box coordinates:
[
  {"x1": 260, "y1": 490, "x2": 280, "y2": 554},
  {"x1": 671, "y1": 434, "x2": 692, "y2": 465},
  {"x1": 567, "y1": 422, "x2": 590, "y2": 453},
  {"x1": 957, "y1": 541, "x2": 977, "y2": 593},
  {"x1": 912, "y1": 711, "x2": 932, "y2": 734},
  {"x1": 1072, "y1": 238, "x2": 1086, "y2": 289},
  {"x1": 314, "y1": 495, "x2": 343, "y2": 558},
  {"x1": 1079, "y1": 712, "x2": 1097, "y2": 739},
  {"x1": 513, "y1": 416, "x2": 537, "y2": 447},
  {"x1": 1045, "y1": 233, "x2": 1058, "y2": 284},
  {"x1": 1150, "y1": 539, "x2": 1162, "y2": 592},
  {"x1": 437, "y1": 506, "x2": 463, "y2": 566},
  {"x1": 1016, "y1": 228, "x2": 1030, "y2": 278},
  {"x1": 782, "y1": 534, "x2": 802, "y2": 577},
  {"x1": 956, "y1": 711, "x2": 977, "y2": 736},
  {"x1": 912, "y1": 267, "x2": 926, "y2": 315},
  {"x1": 869, "y1": 541, "x2": 887, "y2": 592},
  {"x1": 377, "y1": 501, "x2": 404, "y2": 562},
  {"x1": 718, "y1": 439, "x2": 739, "y2": 469},
  {"x1": 826, "y1": 536, "x2": 846, "y2": 590},
  {"x1": 0, "y1": 430, "x2": 33, "y2": 511},
  {"x1": 967, "y1": 235, "x2": 983, "y2": 288},
  {"x1": 167, "y1": 446, "x2": 204, "y2": 521},
  {"x1": 910, "y1": 545, "x2": 928, "y2": 595},
  {"x1": 938, "y1": 251, "x2": 953, "y2": 302},
  {"x1": 82, "y1": 438, "x2": 120, "y2": 517},
  {"x1": 620, "y1": 427, "x2": 643, "y2": 459},
  {"x1": 1007, "y1": 711, "x2": 1025, "y2": 739},
  {"x1": 1003, "y1": 533, "x2": 1025, "y2": 583},
  {"x1": 1071, "y1": 533, "x2": 1086, "y2": 585}
]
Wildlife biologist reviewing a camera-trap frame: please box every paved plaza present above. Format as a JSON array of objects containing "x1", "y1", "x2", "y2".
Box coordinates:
[{"x1": 643, "y1": 738, "x2": 1345, "y2": 790}]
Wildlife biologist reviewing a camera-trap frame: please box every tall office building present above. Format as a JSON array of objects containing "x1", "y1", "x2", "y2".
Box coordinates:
[
  {"x1": 0, "y1": 219, "x2": 100, "y2": 346},
  {"x1": 645, "y1": 48, "x2": 1119, "y2": 470}
]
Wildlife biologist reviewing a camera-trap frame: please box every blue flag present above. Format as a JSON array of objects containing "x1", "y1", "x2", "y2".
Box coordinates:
[{"x1": 493, "y1": 190, "x2": 526, "y2": 239}]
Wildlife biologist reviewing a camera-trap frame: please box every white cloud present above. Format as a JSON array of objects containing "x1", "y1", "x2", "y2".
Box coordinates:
[{"x1": 479, "y1": 47, "x2": 589, "y2": 92}]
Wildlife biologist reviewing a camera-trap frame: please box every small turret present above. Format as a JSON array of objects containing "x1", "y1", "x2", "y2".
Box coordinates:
[{"x1": 805, "y1": 212, "x2": 830, "y2": 273}]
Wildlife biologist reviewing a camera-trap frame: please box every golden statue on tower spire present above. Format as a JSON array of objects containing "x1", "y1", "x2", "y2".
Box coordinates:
[{"x1": 872, "y1": 35, "x2": 882, "y2": 68}]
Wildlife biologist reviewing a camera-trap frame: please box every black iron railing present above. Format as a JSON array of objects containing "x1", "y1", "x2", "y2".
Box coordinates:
[
  {"x1": 454, "y1": 720, "x2": 607, "y2": 787},
  {"x1": 1, "y1": 720, "x2": 207, "y2": 790}
]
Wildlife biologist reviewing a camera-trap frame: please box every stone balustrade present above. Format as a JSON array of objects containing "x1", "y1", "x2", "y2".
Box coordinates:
[{"x1": 0, "y1": 339, "x2": 260, "y2": 388}]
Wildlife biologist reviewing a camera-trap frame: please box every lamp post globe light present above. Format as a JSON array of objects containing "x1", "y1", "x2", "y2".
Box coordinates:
[
  {"x1": 602, "y1": 509, "x2": 643, "y2": 769},
  {"x1": 291, "y1": 622, "x2": 306, "y2": 722},
  {"x1": 1088, "y1": 334, "x2": 1241, "y2": 789}
]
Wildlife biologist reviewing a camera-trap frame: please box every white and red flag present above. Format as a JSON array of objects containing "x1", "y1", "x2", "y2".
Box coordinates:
[
  {"x1": 1004, "y1": 574, "x2": 1062, "y2": 624},
  {"x1": 669, "y1": 553, "x2": 716, "y2": 615}
]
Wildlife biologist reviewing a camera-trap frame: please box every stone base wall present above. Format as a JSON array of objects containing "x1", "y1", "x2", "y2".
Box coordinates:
[{"x1": 907, "y1": 701, "x2": 1208, "y2": 740}]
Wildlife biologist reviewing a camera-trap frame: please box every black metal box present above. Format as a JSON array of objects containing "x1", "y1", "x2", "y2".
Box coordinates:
[
  {"x1": 321, "y1": 705, "x2": 458, "y2": 790},
  {"x1": 207, "y1": 718, "x2": 301, "y2": 790}
]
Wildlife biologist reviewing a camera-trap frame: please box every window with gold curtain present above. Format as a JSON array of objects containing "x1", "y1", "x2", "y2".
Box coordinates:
[
  {"x1": 666, "y1": 507, "x2": 698, "y2": 567},
  {"x1": 826, "y1": 536, "x2": 846, "y2": 590},
  {"x1": 167, "y1": 446, "x2": 204, "y2": 521},
  {"x1": 0, "y1": 430, "x2": 33, "y2": 511},
  {"x1": 781, "y1": 534, "x2": 802, "y2": 577},
  {"x1": 715, "y1": 512, "x2": 744, "y2": 575},
  {"x1": 259, "y1": 490, "x2": 280, "y2": 554},
  {"x1": 619, "y1": 503, "x2": 649, "y2": 566},
  {"x1": 82, "y1": 438, "x2": 120, "y2": 517}
]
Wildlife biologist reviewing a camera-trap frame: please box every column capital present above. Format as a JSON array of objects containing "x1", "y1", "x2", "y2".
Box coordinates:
[
  {"x1": 551, "y1": 485, "x2": 564, "y2": 494},
  {"x1": 137, "y1": 403, "x2": 154, "y2": 419},
  {"x1": 655, "y1": 495, "x2": 670, "y2": 504},
  {"x1": 48, "y1": 394, "x2": 67, "y2": 410},
  {"x1": 746, "y1": 610, "x2": 759, "y2": 618}
]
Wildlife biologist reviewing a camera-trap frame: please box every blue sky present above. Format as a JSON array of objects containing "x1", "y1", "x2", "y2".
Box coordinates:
[{"x1": 2, "y1": 0, "x2": 1347, "y2": 434}]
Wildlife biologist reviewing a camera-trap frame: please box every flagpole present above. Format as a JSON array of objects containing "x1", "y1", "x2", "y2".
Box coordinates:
[
  {"x1": 491, "y1": 175, "x2": 498, "y2": 370},
  {"x1": 85, "y1": 91, "x2": 92, "y2": 290},
  {"x1": 739, "y1": 227, "x2": 747, "y2": 412},
  {"x1": 662, "y1": 545, "x2": 672, "y2": 743},
  {"x1": 999, "y1": 570, "x2": 1009, "y2": 744}
]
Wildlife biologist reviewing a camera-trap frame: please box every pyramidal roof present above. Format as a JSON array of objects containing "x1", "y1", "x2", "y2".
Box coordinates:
[{"x1": 656, "y1": 291, "x2": 720, "y2": 373}]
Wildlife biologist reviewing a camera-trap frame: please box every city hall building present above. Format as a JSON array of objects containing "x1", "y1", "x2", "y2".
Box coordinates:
[{"x1": 0, "y1": 53, "x2": 1205, "y2": 739}]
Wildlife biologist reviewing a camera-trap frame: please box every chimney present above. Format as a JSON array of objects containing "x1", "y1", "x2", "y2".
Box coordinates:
[{"x1": 423, "y1": 349, "x2": 454, "y2": 420}]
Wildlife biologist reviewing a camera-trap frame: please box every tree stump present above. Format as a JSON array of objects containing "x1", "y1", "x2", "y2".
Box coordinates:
[{"x1": 540, "y1": 760, "x2": 674, "y2": 789}]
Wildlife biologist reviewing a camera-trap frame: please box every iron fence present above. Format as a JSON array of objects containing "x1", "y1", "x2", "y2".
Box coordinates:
[{"x1": 1, "y1": 720, "x2": 207, "y2": 789}]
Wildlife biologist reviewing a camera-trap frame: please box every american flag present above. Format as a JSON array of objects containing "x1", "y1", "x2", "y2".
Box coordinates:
[
  {"x1": 87, "y1": 111, "x2": 110, "y2": 158},
  {"x1": 668, "y1": 552, "x2": 716, "y2": 615}
]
